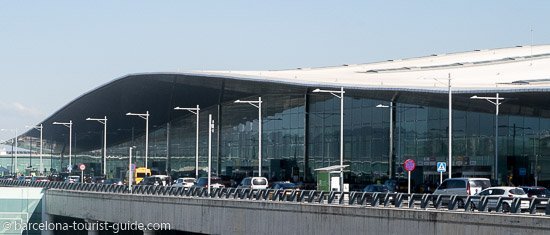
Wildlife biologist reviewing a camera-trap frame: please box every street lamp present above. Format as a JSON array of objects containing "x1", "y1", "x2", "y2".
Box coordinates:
[
  {"x1": 1, "y1": 128, "x2": 18, "y2": 174},
  {"x1": 312, "y1": 87, "x2": 345, "y2": 192},
  {"x1": 376, "y1": 103, "x2": 394, "y2": 179},
  {"x1": 174, "y1": 105, "x2": 200, "y2": 179},
  {"x1": 208, "y1": 114, "x2": 214, "y2": 195},
  {"x1": 432, "y1": 74, "x2": 453, "y2": 179},
  {"x1": 53, "y1": 121, "x2": 73, "y2": 172},
  {"x1": 471, "y1": 94, "x2": 506, "y2": 184},
  {"x1": 128, "y1": 146, "x2": 136, "y2": 192},
  {"x1": 234, "y1": 97, "x2": 263, "y2": 177},
  {"x1": 27, "y1": 124, "x2": 43, "y2": 175},
  {"x1": 86, "y1": 116, "x2": 108, "y2": 176},
  {"x1": 126, "y1": 111, "x2": 150, "y2": 170}
]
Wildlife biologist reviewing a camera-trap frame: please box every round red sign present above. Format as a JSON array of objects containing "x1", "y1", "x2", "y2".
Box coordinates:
[
  {"x1": 79, "y1": 164, "x2": 86, "y2": 171},
  {"x1": 403, "y1": 159, "x2": 416, "y2": 172}
]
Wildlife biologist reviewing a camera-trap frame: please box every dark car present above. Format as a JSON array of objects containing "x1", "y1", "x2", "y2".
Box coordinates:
[
  {"x1": 31, "y1": 176, "x2": 50, "y2": 182},
  {"x1": 271, "y1": 181, "x2": 298, "y2": 190},
  {"x1": 194, "y1": 177, "x2": 225, "y2": 188},
  {"x1": 363, "y1": 184, "x2": 389, "y2": 193},
  {"x1": 103, "y1": 178, "x2": 124, "y2": 185},
  {"x1": 0, "y1": 175, "x2": 16, "y2": 180},
  {"x1": 139, "y1": 176, "x2": 164, "y2": 186},
  {"x1": 383, "y1": 179, "x2": 408, "y2": 193},
  {"x1": 92, "y1": 175, "x2": 107, "y2": 184},
  {"x1": 520, "y1": 186, "x2": 550, "y2": 198}
]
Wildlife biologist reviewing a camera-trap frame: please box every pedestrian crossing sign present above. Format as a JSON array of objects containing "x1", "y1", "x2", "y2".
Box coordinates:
[{"x1": 437, "y1": 162, "x2": 446, "y2": 173}]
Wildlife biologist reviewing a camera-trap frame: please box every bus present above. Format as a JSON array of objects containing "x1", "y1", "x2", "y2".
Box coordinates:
[{"x1": 134, "y1": 167, "x2": 151, "y2": 184}]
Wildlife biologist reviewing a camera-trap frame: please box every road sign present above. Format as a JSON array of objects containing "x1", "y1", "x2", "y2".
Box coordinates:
[
  {"x1": 403, "y1": 159, "x2": 416, "y2": 172},
  {"x1": 79, "y1": 164, "x2": 86, "y2": 171},
  {"x1": 403, "y1": 159, "x2": 416, "y2": 194},
  {"x1": 67, "y1": 165, "x2": 72, "y2": 171},
  {"x1": 131, "y1": 164, "x2": 136, "y2": 171},
  {"x1": 437, "y1": 162, "x2": 447, "y2": 173}
]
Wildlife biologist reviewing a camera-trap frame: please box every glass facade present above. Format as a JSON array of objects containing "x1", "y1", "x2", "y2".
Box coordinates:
[{"x1": 8, "y1": 75, "x2": 550, "y2": 191}]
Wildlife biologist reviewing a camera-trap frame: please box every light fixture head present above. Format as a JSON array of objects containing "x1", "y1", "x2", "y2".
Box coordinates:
[{"x1": 312, "y1": 88, "x2": 321, "y2": 92}]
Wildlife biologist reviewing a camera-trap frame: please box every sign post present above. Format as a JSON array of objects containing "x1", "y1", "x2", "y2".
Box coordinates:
[
  {"x1": 437, "y1": 162, "x2": 447, "y2": 184},
  {"x1": 129, "y1": 147, "x2": 134, "y2": 192},
  {"x1": 403, "y1": 159, "x2": 416, "y2": 194},
  {"x1": 79, "y1": 164, "x2": 86, "y2": 183}
]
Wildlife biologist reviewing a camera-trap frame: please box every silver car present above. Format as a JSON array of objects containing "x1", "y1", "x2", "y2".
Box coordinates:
[
  {"x1": 433, "y1": 178, "x2": 491, "y2": 196},
  {"x1": 432, "y1": 178, "x2": 491, "y2": 207}
]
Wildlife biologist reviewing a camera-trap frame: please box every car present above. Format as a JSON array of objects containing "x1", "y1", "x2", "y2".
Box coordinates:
[
  {"x1": 432, "y1": 178, "x2": 491, "y2": 207},
  {"x1": 139, "y1": 176, "x2": 164, "y2": 186},
  {"x1": 48, "y1": 173, "x2": 67, "y2": 182},
  {"x1": 519, "y1": 186, "x2": 550, "y2": 198},
  {"x1": 363, "y1": 184, "x2": 389, "y2": 193},
  {"x1": 31, "y1": 176, "x2": 50, "y2": 182},
  {"x1": 268, "y1": 181, "x2": 300, "y2": 199},
  {"x1": 219, "y1": 175, "x2": 237, "y2": 188},
  {"x1": 271, "y1": 181, "x2": 298, "y2": 190},
  {"x1": 103, "y1": 178, "x2": 124, "y2": 185},
  {"x1": 194, "y1": 177, "x2": 225, "y2": 189},
  {"x1": 383, "y1": 179, "x2": 409, "y2": 193},
  {"x1": 152, "y1": 175, "x2": 172, "y2": 186},
  {"x1": 174, "y1": 177, "x2": 196, "y2": 188},
  {"x1": 520, "y1": 186, "x2": 550, "y2": 206},
  {"x1": 0, "y1": 175, "x2": 16, "y2": 180},
  {"x1": 238, "y1": 177, "x2": 269, "y2": 190},
  {"x1": 92, "y1": 175, "x2": 107, "y2": 184},
  {"x1": 433, "y1": 178, "x2": 491, "y2": 196},
  {"x1": 17, "y1": 176, "x2": 33, "y2": 182},
  {"x1": 472, "y1": 187, "x2": 529, "y2": 212},
  {"x1": 64, "y1": 176, "x2": 80, "y2": 183}
]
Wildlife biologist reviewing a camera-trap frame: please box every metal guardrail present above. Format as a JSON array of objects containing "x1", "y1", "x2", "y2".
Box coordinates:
[{"x1": 2, "y1": 180, "x2": 550, "y2": 216}]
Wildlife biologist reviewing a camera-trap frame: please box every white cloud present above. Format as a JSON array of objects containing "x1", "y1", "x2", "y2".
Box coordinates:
[{"x1": 0, "y1": 101, "x2": 43, "y2": 118}]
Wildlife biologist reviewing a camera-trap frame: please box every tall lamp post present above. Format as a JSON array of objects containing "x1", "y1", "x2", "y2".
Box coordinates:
[
  {"x1": 234, "y1": 97, "x2": 263, "y2": 177},
  {"x1": 432, "y1": 74, "x2": 452, "y2": 179},
  {"x1": 86, "y1": 116, "x2": 108, "y2": 176},
  {"x1": 470, "y1": 93, "x2": 505, "y2": 184},
  {"x1": 27, "y1": 125, "x2": 44, "y2": 174},
  {"x1": 312, "y1": 87, "x2": 345, "y2": 192},
  {"x1": 1, "y1": 128, "x2": 18, "y2": 174},
  {"x1": 128, "y1": 146, "x2": 135, "y2": 192},
  {"x1": 376, "y1": 103, "x2": 394, "y2": 179},
  {"x1": 126, "y1": 111, "x2": 150, "y2": 170},
  {"x1": 208, "y1": 114, "x2": 214, "y2": 195},
  {"x1": 174, "y1": 105, "x2": 200, "y2": 179},
  {"x1": 53, "y1": 121, "x2": 73, "y2": 172}
]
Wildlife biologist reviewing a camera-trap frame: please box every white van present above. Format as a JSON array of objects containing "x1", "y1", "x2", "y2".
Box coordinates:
[
  {"x1": 238, "y1": 177, "x2": 269, "y2": 190},
  {"x1": 433, "y1": 178, "x2": 491, "y2": 196}
]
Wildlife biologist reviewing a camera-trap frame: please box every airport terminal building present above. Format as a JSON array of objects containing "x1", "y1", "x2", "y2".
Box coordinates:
[{"x1": 9, "y1": 45, "x2": 550, "y2": 188}]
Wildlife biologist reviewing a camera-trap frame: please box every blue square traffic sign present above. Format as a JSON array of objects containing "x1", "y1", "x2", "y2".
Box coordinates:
[{"x1": 437, "y1": 162, "x2": 447, "y2": 173}]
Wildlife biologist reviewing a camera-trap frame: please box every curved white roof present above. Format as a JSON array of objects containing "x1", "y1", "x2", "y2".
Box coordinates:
[{"x1": 197, "y1": 45, "x2": 550, "y2": 93}]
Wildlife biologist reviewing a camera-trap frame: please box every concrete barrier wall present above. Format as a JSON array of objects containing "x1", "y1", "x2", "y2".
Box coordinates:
[{"x1": 45, "y1": 189, "x2": 550, "y2": 235}]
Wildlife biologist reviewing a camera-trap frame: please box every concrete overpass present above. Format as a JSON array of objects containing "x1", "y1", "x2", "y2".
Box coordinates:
[
  {"x1": 44, "y1": 189, "x2": 550, "y2": 235},
  {"x1": 2, "y1": 180, "x2": 550, "y2": 235}
]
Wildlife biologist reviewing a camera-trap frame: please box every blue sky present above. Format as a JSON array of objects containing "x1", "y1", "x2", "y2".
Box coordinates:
[{"x1": 0, "y1": 1, "x2": 549, "y2": 140}]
